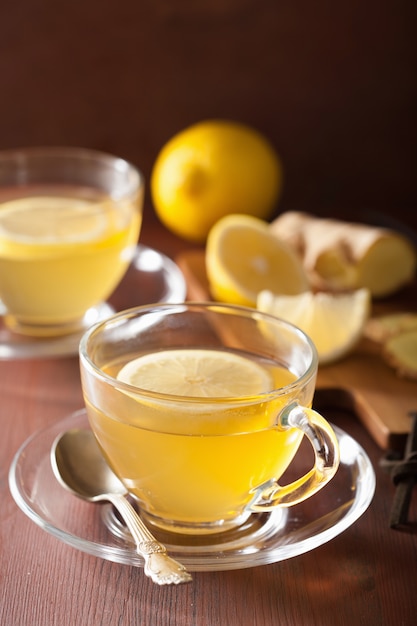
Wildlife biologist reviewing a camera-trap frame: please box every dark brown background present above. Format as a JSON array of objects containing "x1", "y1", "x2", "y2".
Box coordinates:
[{"x1": 1, "y1": 0, "x2": 416, "y2": 230}]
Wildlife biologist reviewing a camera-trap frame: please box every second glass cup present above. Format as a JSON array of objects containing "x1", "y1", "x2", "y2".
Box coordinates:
[{"x1": 0, "y1": 147, "x2": 143, "y2": 336}]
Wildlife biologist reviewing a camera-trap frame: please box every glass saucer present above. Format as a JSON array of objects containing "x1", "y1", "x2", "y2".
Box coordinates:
[
  {"x1": 0, "y1": 245, "x2": 186, "y2": 360},
  {"x1": 9, "y1": 409, "x2": 376, "y2": 572}
]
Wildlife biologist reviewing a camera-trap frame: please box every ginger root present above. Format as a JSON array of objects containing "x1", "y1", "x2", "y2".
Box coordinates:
[
  {"x1": 364, "y1": 312, "x2": 417, "y2": 343},
  {"x1": 270, "y1": 211, "x2": 416, "y2": 298},
  {"x1": 364, "y1": 312, "x2": 417, "y2": 380},
  {"x1": 383, "y1": 329, "x2": 417, "y2": 380}
]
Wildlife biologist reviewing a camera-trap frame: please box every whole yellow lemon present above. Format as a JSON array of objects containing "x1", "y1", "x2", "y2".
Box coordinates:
[{"x1": 150, "y1": 120, "x2": 283, "y2": 243}]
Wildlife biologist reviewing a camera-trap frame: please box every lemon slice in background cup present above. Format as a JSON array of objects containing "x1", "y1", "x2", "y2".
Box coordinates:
[
  {"x1": 0, "y1": 197, "x2": 109, "y2": 248},
  {"x1": 151, "y1": 119, "x2": 283, "y2": 242},
  {"x1": 206, "y1": 214, "x2": 310, "y2": 306}
]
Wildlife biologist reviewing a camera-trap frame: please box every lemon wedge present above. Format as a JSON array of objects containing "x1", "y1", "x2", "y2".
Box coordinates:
[
  {"x1": 257, "y1": 288, "x2": 371, "y2": 364},
  {"x1": 206, "y1": 214, "x2": 310, "y2": 306},
  {"x1": 116, "y1": 348, "x2": 273, "y2": 397}
]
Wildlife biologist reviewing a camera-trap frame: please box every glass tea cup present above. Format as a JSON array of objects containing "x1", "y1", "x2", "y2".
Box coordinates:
[
  {"x1": 0, "y1": 147, "x2": 143, "y2": 337},
  {"x1": 79, "y1": 302, "x2": 340, "y2": 536}
]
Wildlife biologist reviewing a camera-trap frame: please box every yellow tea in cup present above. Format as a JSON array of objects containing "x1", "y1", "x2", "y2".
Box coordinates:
[
  {"x1": 80, "y1": 303, "x2": 340, "y2": 536},
  {"x1": 0, "y1": 148, "x2": 143, "y2": 336}
]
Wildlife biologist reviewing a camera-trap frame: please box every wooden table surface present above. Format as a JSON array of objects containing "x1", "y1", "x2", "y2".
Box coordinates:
[{"x1": 1, "y1": 219, "x2": 416, "y2": 626}]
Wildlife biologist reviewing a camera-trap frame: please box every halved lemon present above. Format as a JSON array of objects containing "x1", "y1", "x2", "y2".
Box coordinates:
[
  {"x1": 116, "y1": 348, "x2": 273, "y2": 397},
  {"x1": 206, "y1": 214, "x2": 310, "y2": 306},
  {"x1": 257, "y1": 288, "x2": 371, "y2": 364}
]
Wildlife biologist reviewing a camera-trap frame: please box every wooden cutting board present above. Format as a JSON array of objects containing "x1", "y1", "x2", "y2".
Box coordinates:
[{"x1": 176, "y1": 249, "x2": 417, "y2": 452}]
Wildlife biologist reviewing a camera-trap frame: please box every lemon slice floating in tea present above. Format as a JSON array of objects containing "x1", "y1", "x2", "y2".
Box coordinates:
[
  {"x1": 116, "y1": 348, "x2": 273, "y2": 397},
  {"x1": 257, "y1": 288, "x2": 371, "y2": 365},
  {"x1": 206, "y1": 214, "x2": 309, "y2": 307},
  {"x1": 0, "y1": 196, "x2": 110, "y2": 245}
]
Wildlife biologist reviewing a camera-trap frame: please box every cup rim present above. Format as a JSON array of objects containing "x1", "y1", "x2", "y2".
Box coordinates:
[
  {"x1": 0, "y1": 146, "x2": 144, "y2": 194},
  {"x1": 79, "y1": 301, "x2": 319, "y2": 404}
]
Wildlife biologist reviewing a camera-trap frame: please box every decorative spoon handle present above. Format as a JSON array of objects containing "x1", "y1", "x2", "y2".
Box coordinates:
[{"x1": 106, "y1": 493, "x2": 192, "y2": 585}]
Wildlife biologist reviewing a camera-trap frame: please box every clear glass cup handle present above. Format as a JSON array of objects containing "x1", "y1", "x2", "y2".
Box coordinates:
[{"x1": 250, "y1": 402, "x2": 340, "y2": 510}]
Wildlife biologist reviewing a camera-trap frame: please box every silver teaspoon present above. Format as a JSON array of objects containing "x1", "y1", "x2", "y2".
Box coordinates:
[{"x1": 50, "y1": 428, "x2": 192, "y2": 585}]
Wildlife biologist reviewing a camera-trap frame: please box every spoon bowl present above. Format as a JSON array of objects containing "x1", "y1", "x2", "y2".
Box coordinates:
[
  {"x1": 51, "y1": 428, "x2": 192, "y2": 585},
  {"x1": 52, "y1": 429, "x2": 127, "y2": 500}
]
